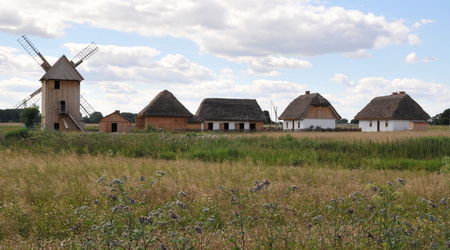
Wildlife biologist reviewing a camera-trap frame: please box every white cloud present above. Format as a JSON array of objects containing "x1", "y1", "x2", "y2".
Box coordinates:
[
  {"x1": 405, "y1": 52, "x2": 437, "y2": 63},
  {"x1": 343, "y1": 49, "x2": 371, "y2": 58},
  {"x1": 412, "y1": 19, "x2": 435, "y2": 28},
  {"x1": 4, "y1": 0, "x2": 420, "y2": 60},
  {"x1": 99, "y1": 82, "x2": 137, "y2": 94},
  {"x1": 230, "y1": 56, "x2": 312, "y2": 76},
  {"x1": 330, "y1": 74, "x2": 354, "y2": 86}
]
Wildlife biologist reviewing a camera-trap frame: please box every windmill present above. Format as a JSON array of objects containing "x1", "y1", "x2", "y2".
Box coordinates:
[
  {"x1": 271, "y1": 100, "x2": 278, "y2": 126},
  {"x1": 15, "y1": 35, "x2": 98, "y2": 131}
]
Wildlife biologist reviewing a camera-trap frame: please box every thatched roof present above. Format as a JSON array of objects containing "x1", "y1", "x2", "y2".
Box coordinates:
[
  {"x1": 40, "y1": 55, "x2": 84, "y2": 81},
  {"x1": 195, "y1": 98, "x2": 265, "y2": 122},
  {"x1": 278, "y1": 92, "x2": 341, "y2": 120},
  {"x1": 138, "y1": 90, "x2": 193, "y2": 117},
  {"x1": 354, "y1": 92, "x2": 430, "y2": 120}
]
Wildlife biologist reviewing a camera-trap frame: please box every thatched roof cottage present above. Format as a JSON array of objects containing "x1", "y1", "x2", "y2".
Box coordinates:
[
  {"x1": 135, "y1": 90, "x2": 204, "y2": 132},
  {"x1": 99, "y1": 110, "x2": 133, "y2": 133},
  {"x1": 195, "y1": 98, "x2": 266, "y2": 131},
  {"x1": 279, "y1": 91, "x2": 341, "y2": 131},
  {"x1": 354, "y1": 92, "x2": 430, "y2": 132}
]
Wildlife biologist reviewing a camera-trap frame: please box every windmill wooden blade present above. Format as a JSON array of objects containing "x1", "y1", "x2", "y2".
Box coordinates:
[
  {"x1": 71, "y1": 42, "x2": 99, "y2": 68},
  {"x1": 13, "y1": 87, "x2": 42, "y2": 109},
  {"x1": 17, "y1": 35, "x2": 52, "y2": 72}
]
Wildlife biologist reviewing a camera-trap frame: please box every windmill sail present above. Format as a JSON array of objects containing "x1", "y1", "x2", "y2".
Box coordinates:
[
  {"x1": 71, "y1": 42, "x2": 99, "y2": 68},
  {"x1": 17, "y1": 35, "x2": 52, "y2": 72},
  {"x1": 13, "y1": 87, "x2": 42, "y2": 109}
]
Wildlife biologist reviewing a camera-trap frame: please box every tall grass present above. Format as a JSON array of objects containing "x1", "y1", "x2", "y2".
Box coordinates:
[
  {"x1": 1, "y1": 129, "x2": 450, "y2": 248},
  {"x1": 1, "y1": 130, "x2": 449, "y2": 171}
]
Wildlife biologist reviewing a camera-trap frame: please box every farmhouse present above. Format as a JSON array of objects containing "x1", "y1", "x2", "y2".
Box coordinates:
[
  {"x1": 195, "y1": 98, "x2": 266, "y2": 131},
  {"x1": 99, "y1": 110, "x2": 132, "y2": 133},
  {"x1": 135, "y1": 90, "x2": 204, "y2": 132},
  {"x1": 279, "y1": 91, "x2": 341, "y2": 131},
  {"x1": 354, "y1": 92, "x2": 430, "y2": 132}
]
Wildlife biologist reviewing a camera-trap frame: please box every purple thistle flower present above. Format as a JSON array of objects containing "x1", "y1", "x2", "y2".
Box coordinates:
[
  {"x1": 195, "y1": 226, "x2": 202, "y2": 233},
  {"x1": 139, "y1": 175, "x2": 145, "y2": 181}
]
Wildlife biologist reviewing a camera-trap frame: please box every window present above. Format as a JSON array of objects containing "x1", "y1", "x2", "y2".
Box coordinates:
[
  {"x1": 250, "y1": 123, "x2": 256, "y2": 130},
  {"x1": 54, "y1": 123, "x2": 60, "y2": 130},
  {"x1": 60, "y1": 101, "x2": 66, "y2": 113},
  {"x1": 385, "y1": 121, "x2": 389, "y2": 127},
  {"x1": 239, "y1": 123, "x2": 245, "y2": 130},
  {"x1": 54, "y1": 81, "x2": 60, "y2": 89},
  {"x1": 286, "y1": 122, "x2": 288, "y2": 129},
  {"x1": 369, "y1": 121, "x2": 372, "y2": 127},
  {"x1": 298, "y1": 122, "x2": 300, "y2": 128},
  {"x1": 208, "y1": 123, "x2": 213, "y2": 130}
]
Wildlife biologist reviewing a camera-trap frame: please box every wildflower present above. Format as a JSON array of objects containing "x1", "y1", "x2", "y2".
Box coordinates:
[
  {"x1": 126, "y1": 196, "x2": 135, "y2": 204},
  {"x1": 329, "y1": 198, "x2": 337, "y2": 203},
  {"x1": 97, "y1": 175, "x2": 106, "y2": 183},
  {"x1": 396, "y1": 178, "x2": 407, "y2": 185},
  {"x1": 108, "y1": 194, "x2": 118, "y2": 201},
  {"x1": 427, "y1": 213, "x2": 440, "y2": 222},
  {"x1": 111, "y1": 179, "x2": 124, "y2": 184},
  {"x1": 430, "y1": 242, "x2": 439, "y2": 248},
  {"x1": 441, "y1": 198, "x2": 448, "y2": 205},
  {"x1": 325, "y1": 205, "x2": 333, "y2": 210},
  {"x1": 177, "y1": 201, "x2": 186, "y2": 208},
  {"x1": 290, "y1": 185, "x2": 298, "y2": 191},
  {"x1": 112, "y1": 205, "x2": 124, "y2": 213},
  {"x1": 122, "y1": 175, "x2": 127, "y2": 181},
  {"x1": 202, "y1": 207, "x2": 210, "y2": 213},
  {"x1": 156, "y1": 171, "x2": 166, "y2": 176},
  {"x1": 347, "y1": 208, "x2": 354, "y2": 214},
  {"x1": 218, "y1": 185, "x2": 224, "y2": 190},
  {"x1": 139, "y1": 175, "x2": 145, "y2": 181},
  {"x1": 160, "y1": 243, "x2": 167, "y2": 250},
  {"x1": 207, "y1": 217, "x2": 215, "y2": 223},
  {"x1": 170, "y1": 211, "x2": 179, "y2": 219},
  {"x1": 178, "y1": 191, "x2": 187, "y2": 197},
  {"x1": 93, "y1": 199, "x2": 99, "y2": 205},
  {"x1": 138, "y1": 216, "x2": 153, "y2": 225},
  {"x1": 195, "y1": 226, "x2": 203, "y2": 233}
]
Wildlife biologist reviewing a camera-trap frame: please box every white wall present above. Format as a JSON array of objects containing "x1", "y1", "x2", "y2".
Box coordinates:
[
  {"x1": 205, "y1": 121, "x2": 249, "y2": 130},
  {"x1": 283, "y1": 119, "x2": 336, "y2": 131},
  {"x1": 359, "y1": 120, "x2": 410, "y2": 132}
]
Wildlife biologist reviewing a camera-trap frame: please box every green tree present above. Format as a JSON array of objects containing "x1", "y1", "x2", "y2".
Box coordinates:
[
  {"x1": 337, "y1": 118, "x2": 349, "y2": 124},
  {"x1": 263, "y1": 110, "x2": 272, "y2": 124},
  {"x1": 84, "y1": 111, "x2": 104, "y2": 124},
  {"x1": 20, "y1": 105, "x2": 40, "y2": 129},
  {"x1": 431, "y1": 108, "x2": 450, "y2": 125}
]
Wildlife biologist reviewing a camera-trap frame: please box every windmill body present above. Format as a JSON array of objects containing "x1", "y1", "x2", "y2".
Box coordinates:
[{"x1": 17, "y1": 35, "x2": 98, "y2": 131}]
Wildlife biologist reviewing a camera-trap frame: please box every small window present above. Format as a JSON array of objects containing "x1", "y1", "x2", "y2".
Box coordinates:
[
  {"x1": 54, "y1": 81, "x2": 60, "y2": 89},
  {"x1": 385, "y1": 121, "x2": 389, "y2": 127},
  {"x1": 286, "y1": 122, "x2": 288, "y2": 129},
  {"x1": 54, "y1": 123, "x2": 60, "y2": 130},
  {"x1": 369, "y1": 121, "x2": 372, "y2": 127},
  {"x1": 298, "y1": 122, "x2": 300, "y2": 128}
]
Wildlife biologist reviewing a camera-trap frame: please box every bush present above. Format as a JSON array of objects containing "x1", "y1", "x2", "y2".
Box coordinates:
[{"x1": 4, "y1": 128, "x2": 30, "y2": 139}]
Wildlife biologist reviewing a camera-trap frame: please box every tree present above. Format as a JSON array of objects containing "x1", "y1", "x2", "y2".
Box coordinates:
[
  {"x1": 263, "y1": 110, "x2": 273, "y2": 124},
  {"x1": 20, "y1": 105, "x2": 40, "y2": 129},
  {"x1": 84, "y1": 111, "x2": 104, "y2": 123},
  {"x1": 431, "y1": 108, "x2": 450, "y2": 125},
  {"x1": 337, "y1": 118, "x2": 349, "y2": 124}
]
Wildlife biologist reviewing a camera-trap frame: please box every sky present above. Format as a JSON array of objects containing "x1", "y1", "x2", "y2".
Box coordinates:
[{"x1": 1, "y1": 0, "x2": 449, "y2": 121}]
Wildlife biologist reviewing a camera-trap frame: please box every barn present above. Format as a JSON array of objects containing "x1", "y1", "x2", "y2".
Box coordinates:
[
  {"x1": 278, "y1": 91, "x2": 341, "y2": 131},
  {"x1": 354, "y1": 92, "x2": 430, "y2": 132},
  {"x1": 99, "y1": 110, "x2": 133, "y2": 133},
  {"x1": 135, "y1": 90, "x2": 204, "y2": 132},
  {"x1": 195, "y1": 98, "x2": 266, "y2": 131}
]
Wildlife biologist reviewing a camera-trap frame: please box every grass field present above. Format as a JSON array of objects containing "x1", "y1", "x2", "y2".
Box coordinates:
[{"x1": 1, "y1": 125, "x2": 450, "y2": 249}]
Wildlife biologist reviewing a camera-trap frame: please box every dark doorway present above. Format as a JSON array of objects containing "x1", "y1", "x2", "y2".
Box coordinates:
[
  {"x1": 250, "y1": 123, "x2": 256, "y2": 131},
  {"x1": 239, "y1": 123, "x2": 245, "y2": 130},
  {"x1": 54, "y1": 81, "x2": 60, "y2": 89},
  {"x1": 208, "y1": 123, "x2": 213, "y2": 130},
  {"x1": 377, "y1": 121, "x2": 380, "y2": 132},
  {"x1": 224, "y1": 123, "x2": 229, "y2": 130},
  {"x1": 54, "y1": 123, "x2": 60, "y2": 130},
  {"x1": 112, "y1": 123, "x2": 118, "y2": 133}
]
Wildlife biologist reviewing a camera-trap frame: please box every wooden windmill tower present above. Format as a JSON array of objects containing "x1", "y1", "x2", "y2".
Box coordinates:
[{"x1": 16, "y1": 35, "x2": 98, "y2": 131}]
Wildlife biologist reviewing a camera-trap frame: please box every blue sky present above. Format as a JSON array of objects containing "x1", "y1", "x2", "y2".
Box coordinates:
[{"x1": 1, "y1": 0, "x2": 449, "y2": 121}]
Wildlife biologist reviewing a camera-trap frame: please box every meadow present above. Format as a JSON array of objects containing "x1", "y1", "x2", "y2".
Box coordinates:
[{"x1": 1, "y1": 126, "x2": 450, "y2": 249}]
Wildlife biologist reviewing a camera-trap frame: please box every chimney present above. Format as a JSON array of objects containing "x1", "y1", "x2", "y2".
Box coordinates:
[
  {"x1": 305, "y1": 91, "x2": 310, "y2": 95},
  {"x1": 392, "y1": 92, "x2": 398, "y2": 95},
  {"x1": 399, "y1": 91, "x2": 406, "y2": 95},
  {"x1": 115, "y1": 110, "x2": 120, "y2": 113}
]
